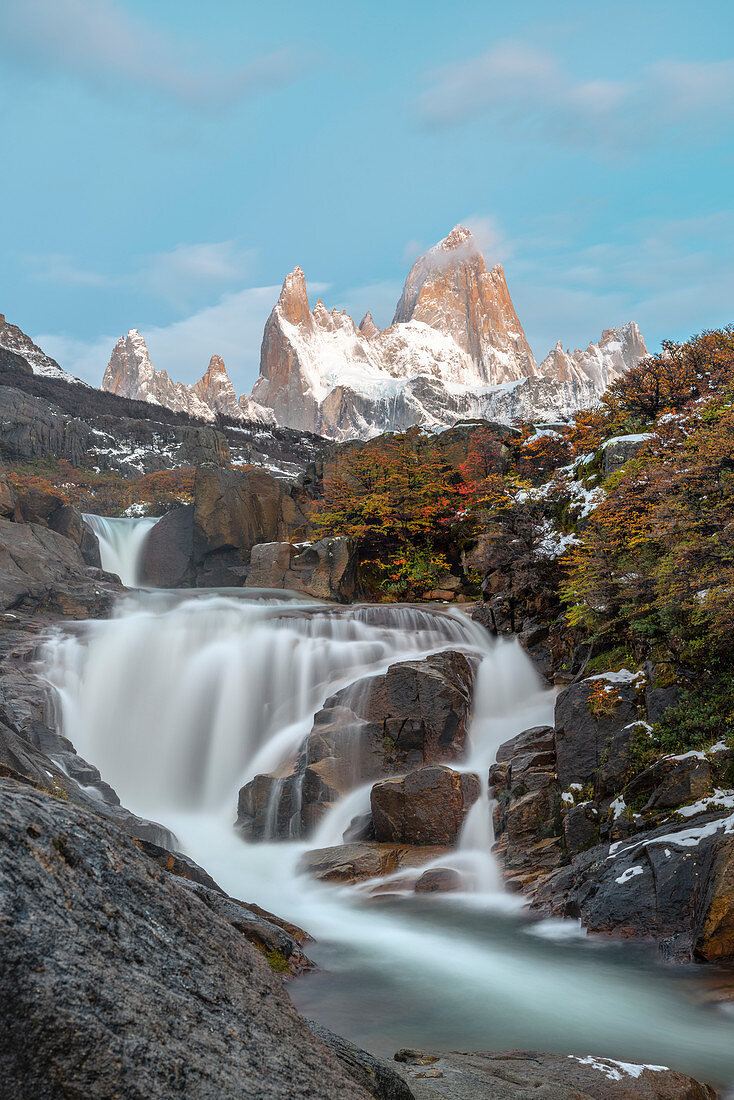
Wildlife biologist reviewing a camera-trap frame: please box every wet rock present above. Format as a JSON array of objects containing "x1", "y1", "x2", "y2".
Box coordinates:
[
  {"x1": 240, "y1": 651, "x2": 477, "y2": 840},
  {"x1": 533, "y1": 811, "x2": 734, "y2": 960},
  {"x1": 306, "y1": 1020, "x2": 416, "y2": 1100},
  {"x1": 490, "y1": 726, "x2": 563, "y2": 889},
  {"x1": 246, "y1": 536, "x2": 356, "y2": 600},
  {"x1": 298, "y1": 842, "x2": 450, "y2": 884},
  {"x1": 48, "y1": 505, "x2": 102, "y2": 567},
  {"x1": 344, "y1": 811, "x2": 376, "y2": 842},
  {"x1": 392, "y1": 1048, "x2": 715, "y2": 1099},
  {"x1": 0, "y1": 779, "x2": 367, "y2": 1099},
  {"x1": 142, "y1": 503, "x2": 194, "y2": 587},
  {"x1": 414, "y1": 867, "x2": 463, "y2": 893},
  {"x1": 371, "y1": 766, "x2": 479, "y2": 846},
  {"x1": 554, "y1": 675, "x2": 641, "y2": 794},
  {"x1": 0, "y1": 516, "x2": 116, "y2": 617}
]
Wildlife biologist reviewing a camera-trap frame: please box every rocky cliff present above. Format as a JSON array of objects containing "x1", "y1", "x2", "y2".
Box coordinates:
[{"x1": 102, "y1": 330, "x2": 274, "y2": 425}]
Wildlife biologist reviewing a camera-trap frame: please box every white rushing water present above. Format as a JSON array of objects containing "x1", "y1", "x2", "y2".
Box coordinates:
[
  {"x1": 83, "y1": 514, "x2": 158, "y2": 587},
  {"x1": 38, "y1": 535, "x2": 734, "y2": 1088}
]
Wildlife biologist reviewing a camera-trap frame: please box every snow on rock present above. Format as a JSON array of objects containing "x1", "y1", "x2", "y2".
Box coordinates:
[
  {"x1": 248, "y1": 227, "x2": 648, "y2": 439},
  {"x1": 101, "y1": 331, "x2": 273, "y2": 425},
  {"x1": 568, "y1": 1055, "x2": 667, "y2": 1081},
  {"x1": 0, "y1": 313, "x2": 85, "y2": 385},
  {"x1": 615, "y1": 864, "x2": 644, "y2": 885}
]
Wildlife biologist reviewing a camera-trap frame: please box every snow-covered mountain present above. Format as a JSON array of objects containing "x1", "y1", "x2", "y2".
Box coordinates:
[
  {"x1": 0, "y1": 313, "x2": 85, "y2": 385},
  {"x1": 250, "y1": 226, "x2": 647, "y2": 437},
  {"x1": 98, "y1": 225, "x2": 648, "y2": 438},
  {"x1": 101, "y1": 330, "x2": 274, "y2": 424}
]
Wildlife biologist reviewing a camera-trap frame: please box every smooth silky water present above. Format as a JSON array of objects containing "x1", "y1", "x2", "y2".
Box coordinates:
[{"x1": 38, "y1": 518, "x2": 734, "y2": 1088}]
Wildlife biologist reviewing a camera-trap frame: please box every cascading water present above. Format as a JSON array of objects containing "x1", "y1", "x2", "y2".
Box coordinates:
[
  {"x1": 83, "y1": 513, "x2": 158, "y2": 587},
  {"x1": 39, "y1": 586, "x2": 734, "y2": 1088}
]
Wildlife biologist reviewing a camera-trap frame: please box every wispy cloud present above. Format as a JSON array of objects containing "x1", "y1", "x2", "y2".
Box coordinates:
[
  {"x1": 417, "y1": 42, "x2": 734, "y2": 152},
  {"x1": 26, "y1": 239, "x2": 258, "y2": 311},
  {"x1": 0, "y1": 0, "x2": 305, "y2": 110},
  {"x1": 35, "y1": 276, "x2": 329, "y2": 390}
]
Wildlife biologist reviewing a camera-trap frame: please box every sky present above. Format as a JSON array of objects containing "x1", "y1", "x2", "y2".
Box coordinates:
[{"x1": 0, "y1": 0, "x2": 732, "y2": 392}]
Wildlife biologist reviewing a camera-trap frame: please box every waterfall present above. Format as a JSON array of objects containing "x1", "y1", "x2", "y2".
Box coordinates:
[
  {"x1": 41, "y1": 592, "x2": 497, "y2": 815},
  {"x1": 37, "y1": 588, "x2": 734, "y2": 1086},
  {"x1": 83, "y1": 514, "x2": 159, "y2": 587}
]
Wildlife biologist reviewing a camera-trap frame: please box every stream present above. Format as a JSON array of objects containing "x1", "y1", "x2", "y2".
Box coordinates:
[{"x1": 39, "y1": 516, "x2": 734, "y2": 1089}]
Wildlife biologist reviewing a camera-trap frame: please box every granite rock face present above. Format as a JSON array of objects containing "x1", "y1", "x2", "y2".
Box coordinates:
[
  {"x1": 0, "y1": 780, "x2": 370, "y2": 1100},
  {"x1": 392, "y1": 1048, "x2": 714, "y2": 1100}
]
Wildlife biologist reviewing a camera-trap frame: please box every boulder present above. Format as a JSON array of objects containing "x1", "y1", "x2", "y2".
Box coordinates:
[
  {"x1": 554, "y1": 675, "x2": 641, "y2": 794},
  {"x1": 142, "y1": 503, "x2": 195, "y2": 587},
  {"x1": 0, "y1": 516, "x2": 115, "y2": 617},
  {"x1": 414, "y1": 867, "x2": 463, "y2": 893},
  {"x1": 238, "y1": 651, "x2": 477, "y2": 840},
  {"x1": 306, "y1": 1020, "x2": 415, "y2": 1100},
  {"x1": 0, "y1": 779, "x2": 368, "y2": 1099},
  {"x1": 533, "y1": 810, "x2": 734, "y2": 960},
  {"x1": 371, "y1": 766, "x2": 479, "y2": 845},
  {"x1": 47, "y1": 505, "x2": 102, "y2": 567},
  {"x1": 12, "y1": 486, "x2": 65, "y2": 524},
  {"x1": 193, "y1": 465, "x2": 308, "y2": 564},
  {"x1": 392, "y1": 1048, "x2": 715, "y2": 1099},
  {"x1": 298, "y1": 842, "x2": 450, "y2": 884},
  {"x1": 490, "y1": 727, "x2": 563, "y2": 889},
  {"x1": 246, "y1": 537, "x2": 356, "y2": 601},
  {"x1": 623, "y1": 754, "x2": 712, "y2": 814}
]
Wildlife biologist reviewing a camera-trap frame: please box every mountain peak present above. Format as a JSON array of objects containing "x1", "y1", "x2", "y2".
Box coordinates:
[
  {"x1": 277, "y1": 267, "x2": 312, "y2": 326},
  {"x1": 435, "y1": 224, "x2": 475, "y2": 253},
  {"x1": 359, "y1": 311, "x2": 380, "y2": 339},
  {"x1": 392, "y1": 227, "x2": 536, "y2": 383}
]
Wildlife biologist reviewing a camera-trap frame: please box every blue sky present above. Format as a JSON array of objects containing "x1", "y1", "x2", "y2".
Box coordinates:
[{"x1": 0, "y1": 0, "x2": 732, "y2": 391}]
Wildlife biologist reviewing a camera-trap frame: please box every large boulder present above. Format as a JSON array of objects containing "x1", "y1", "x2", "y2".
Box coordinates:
[
  {"x1": 392, "y1": 1048, "x2": 714, "y2": 1099},
  {"x1": 371, "y1": 766, "x2": 480, "y2": 845},
  {"x1": 0, "y1": 779, "x2": 370, "y2": 1100},
  {"x1": 142, "y1": 468, "x2": 312, "y2": 588},
  {"x1": 142, "y1": 503, "x2": 195, "y2": 587},
  {"x1": 0, "y1": 516, "x2": 114, "y2": 617},
  {"x1": 193, "y1": 464, "x2": 308, "y2": 563},
  {"x1": 554, "y1": 674, "x2": 642, "y2": 794},
  {"x1": 245, "y1": 537, "x2": 356, "y2": 601},
  {"x1": 533, "y1": 808, "x2": 734, "y2": 961},
  {"x1": 237, "y1": 651, "x2": 477, "y2": 840}
]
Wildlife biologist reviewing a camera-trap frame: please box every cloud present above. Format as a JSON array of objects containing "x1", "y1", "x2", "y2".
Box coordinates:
[
  {"x1": 141, "y1": 241, "x2": 258, "y2": 311},
  {"x1": 26, "y1": 238, "x2": 258, "y2": 312},
  {"x1": 26, "y1": 254, "x2": 112, "y2": 288},
  {"x1": 505, "y1": 211, "x2": 734, "y2": 356},
  {"x1": 417, "y1": 42, "x2": 734, "y2": 152},
  {"x1": 35, "y1": 277, "x2": 329, "y2": 391},
  {"x1": 0, "y1": 0, "x2": 304, "y2": 110}
]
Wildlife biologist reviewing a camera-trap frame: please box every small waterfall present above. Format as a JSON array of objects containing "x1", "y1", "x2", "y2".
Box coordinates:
[
  {"x1": 36, "y1": 587, "x2": 734, "y2": 1086},
  {"x1": 41, "y1": 592, "x2": 490, "y2": 817},
  {"x1": 83, "y1": 514, "x2": 159, "y2": 587}
]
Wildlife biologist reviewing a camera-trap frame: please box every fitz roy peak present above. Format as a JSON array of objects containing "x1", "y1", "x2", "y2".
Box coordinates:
[
  {"x1": 101, "y1": 226, "x2": 648, "y2": 438},
  {"x1": 251, "y1": 225, "x2": 646, "y2": 437}
]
